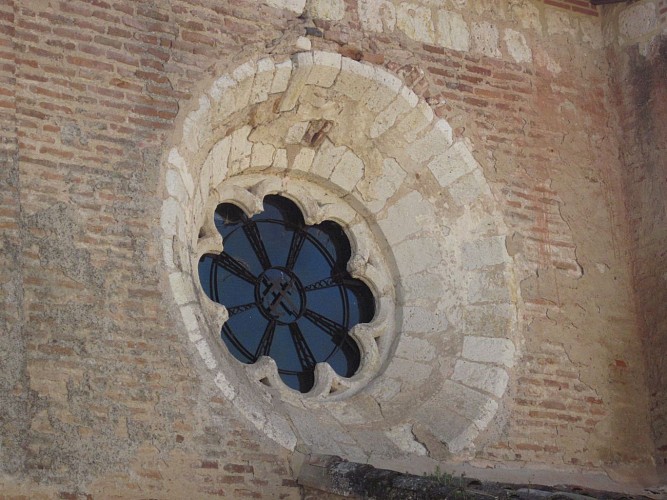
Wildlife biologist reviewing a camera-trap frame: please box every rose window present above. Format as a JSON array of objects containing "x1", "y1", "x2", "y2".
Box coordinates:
[{"x1": 198, "y1": 195, "x2": 375, "y2": 393}]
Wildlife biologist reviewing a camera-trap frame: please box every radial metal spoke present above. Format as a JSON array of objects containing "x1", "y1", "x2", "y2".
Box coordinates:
[
  {"x1": 285, "y1": 230, "x2": 306, "y2": 270},
  {"x1": 254, "y1": 320, "x2": 276, "y2": 359},
  {"x1": 289, "y1": 322, "x2": 317, "y2": 371},
  {"x1": 303, "y1": 309, "x2": 347, "y2": 344},
  {"x1": 214, "y1": 253, "x2": 258, "y2": 285},
  {"x1": 243, "y1": 221, "x2": 272, "y2": 270},
  {"x1": 304, "y1": 274, "x2": 352, "y2": 291},
  {"x1": 210, "y1": 258, "x2": 220, "y2": 303},
  {"x1": 226, "y1": 303, "x2": 255, "y2": 317}
]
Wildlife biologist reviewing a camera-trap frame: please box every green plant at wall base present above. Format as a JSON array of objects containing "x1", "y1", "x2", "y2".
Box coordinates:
[{"x1": 426, "y1": 466, "x2": 470, "y2": 498}]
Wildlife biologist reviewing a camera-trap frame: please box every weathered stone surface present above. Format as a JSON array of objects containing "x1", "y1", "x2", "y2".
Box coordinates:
[
  {"x1": 397, "y1": 3, "x2": 435, "y2": 44},
  {"x1": 436, "y1": 10, "x2": 470, "y2": 52},
  {"x1": 504, "y1": 28, "x2": 532, "y2": 63},
  {"x1": 308, "y1": 0, "x2": 345, "y2": 21},
  {"x1": 471, "y1": 21, "x2": 502, "y2": 58},
  {"x1": 462, "y1": 336, "x2": 515, "y2": 368}
]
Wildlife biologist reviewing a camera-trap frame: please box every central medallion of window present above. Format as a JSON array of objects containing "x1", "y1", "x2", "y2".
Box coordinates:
[{"x1": 198, "y1": 195, "x2": 375, "y2": 393}]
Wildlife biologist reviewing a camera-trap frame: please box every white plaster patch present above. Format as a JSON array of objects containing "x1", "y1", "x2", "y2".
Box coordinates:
[
  {"x1": 436, "y1": 10, "x2": 470, "y2": 52},
  {"x1": 619, "y1": 2, "x2": 657, "y2": 41},
  {"x1": 265, "y1": 0, "x2": 306, "y2": 14},
  {"x1": 504, "y1": 28, "x2": 532, "y2": 63},
  {"x1": 396, "y1": 3, "x2": 435, "y2": 44},
  {"x1": 358, "y1": 0, "x2": 396, "y2": 32},
  {"x1": 308, "y1": 0, "x2": 345, "y2": 20},
  {"x1": 471, "y1": 21, "x2": 502, "y2": 59}
]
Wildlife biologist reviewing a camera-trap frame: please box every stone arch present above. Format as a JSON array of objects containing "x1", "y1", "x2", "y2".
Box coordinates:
[{"x1": 160, "y1": 51, "x2": 520, "y2": 460}]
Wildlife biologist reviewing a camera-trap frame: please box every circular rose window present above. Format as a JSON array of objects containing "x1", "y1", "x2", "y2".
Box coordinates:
[{"x1": 198, "y1": 195, "x2": 375, "y2": 392}]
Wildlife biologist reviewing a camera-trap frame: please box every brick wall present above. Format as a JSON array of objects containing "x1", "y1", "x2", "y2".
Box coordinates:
[{"x1": 0, "y1": 0, "x2": 660, "y2": 495}]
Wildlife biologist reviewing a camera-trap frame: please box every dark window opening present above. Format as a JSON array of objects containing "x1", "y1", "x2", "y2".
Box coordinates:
[{"x1": 199, "y1": 195, "x2": 375, "y2": 393}]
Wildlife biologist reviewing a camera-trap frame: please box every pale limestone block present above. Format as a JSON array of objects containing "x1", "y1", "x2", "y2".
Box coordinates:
[
  {"x1": 308, "y1": 51, "x2": 342, "y2": 87},
  {"x1": 195, "y1": 338, "x2": 217, "y2": 369},
  {"x1": 280, "y1": 52, "x2": 313, "y2": 112},
  {"x1": 163, "y1": 236, "x2": 175, "y2": 269},
  {"x1": 468, "y1": 269, "x2": 510, "y2": 303},
  {"x1": 428, "y1": 141, "x2": 478, "y2": 187},
  {"x1": 251, "y1": 143, "x2": 276, "y2": 168},
  {"x1": 311, "y1": 139, "x2": 347, "y2": 178},
  {"x1": 296, "y1": 36, "x2": 311, "y2": 51},
  {"x1": 273, "y1": 148, "x2": 288, "y2": 169},
  {"x1": 169, "y1": 272, "x2": 196, "y2": 306},
  {"x1": 399, "y1": 272, "x2": 444, "y2": 302},
  {"x1": 446, "y1": 422, "x2": 479, "y2": 453},
  {"x1": 436, "y1": 10, "x2": 470, "y2": 52},
  {"x1": 286, "y1": 121, "x2": 309, "y2": 144},
  {"x1": 394, "y1": 237, "x2": 442, "y2": 275},
  {"x1": 377, "y1": 191, "x2": 435, "y2": 244},
  {"x1": 161, "y1": 197, "x2": 186, "y2": 240},
  {"x1": 358, "y1": 0, "x2": 396, "y2": 32},
  {"x1": 435, "y1": 118, "x2": 453, "y2": 144},
  {"x1": 392, "y1": 101, "x2": 434, "y2": 144},
  {"x1": 367, "y1": 377, "x2": 401, "y2": 401},
  {"x1": 546, "y1": 9, "x2": 576, "y2": 36},
  {"x1": 330, "y1": 149, "x2": 364, "y2": 192},
  {"x1": 504, "y1": 28, "x2": 532, "y2": 63},
  {"x1": 452, "y1": 360, "x2": 509, "y2": 398},
  {"x1": 402, "y1": 306, "x2": 449, "y2": 334},
  {"x1": 179, "y1": 304, "x2": 199, "y2": 333},
  {"x1": 292, "y1": 147, "x2": 316, "y2": 171},
  {"x1": 335, "y1": 58, "x2": 376, "y2": 101},
  {"x1": 250, "y1": 58, "x2": 275, "y2": 103},
  {"x1": 386, "y1": 424, "x2": 428, "y2": 456},
  {"x1": 384, "y1": 357, "x2": 432, "y2": 383},
  {"x1": 370, "y1": 92, "x2": 415, "y2": 138},
  {"x1": 166, "y1": 169, "x2": 188, "y2": 203},
  {"x1": 309, "y1": 0, "x2": 345, "y2": 20},
  {"x1": 471, "y1": 21, "x2": 502, "y2": 58},
  {"x1": 214, "y1": 370, "x2": 237, "y2": 401},
  {"x1": 205, "y1": 137, "x2": 231, "y2": 190},
  {"x1": 265, "y1": 0, "x2": 306, "y2": 14},
  {"x1": 395, "y1": 334, "x2": 437, "y2": 362},
  {"x1": 619, "y1": 2, "x2": 657, "y2": 41},
  {"x1": 462, "y1": 336, "x2": 516, "y2": 367},
  {"x1": 356, "y1": 68, "x2": 399, "y2": 114},
  {"x1": 366, "y1": 158, "x2": 407, "y2": 213},
  {"x1": 397, "y1": 3, "x2": 435, "y2": 44},
  {"x1": 462, "y1": 235, "x2": 509, "y2": 270},
  {"x1": 416, "y1": 400, "x2": 476, "y2": 450},
  {"x1": 406, "y1": 124, "x2": 451, "y2": 165},
  {"x1": 447, "y1": 170, "x2": 485, "y2": 206},
  {"x1": 270, "y1": 59, "x2": 294, "y2": 94},
  {"x1": 439, "y1": 380, "x2": 499, "y2": 430},
  {"x1": 234, "y1": 391, "x2": 268, "y2": 434},
  {"x1": 228, "y1": 126, "x2": 253, "y2": 175},
  {"x1": 463, "y1": 304, "x2": 513, "y2": 338},
  {"x1": 232, "y1": 60, "x2": 257, "y2": 84},
  {"x1": 208, "y1": 75, "x2": 235, "y2": 104},
  {"x1": 182, "y1": 95, "x2": 211, "y2": 152},
  {"x1": 264, "y1": 413, "x2": 298, "y2": 450}
]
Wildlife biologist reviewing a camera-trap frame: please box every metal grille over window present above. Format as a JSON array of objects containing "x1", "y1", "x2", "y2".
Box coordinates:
[{"x1": 198, "y1": 195, "x2": 375, "y2": 393}]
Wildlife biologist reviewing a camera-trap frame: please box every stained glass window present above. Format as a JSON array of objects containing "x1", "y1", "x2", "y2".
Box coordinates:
[{"x1": 198, "y1": 195, "x2": 375, "y2": 393}]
